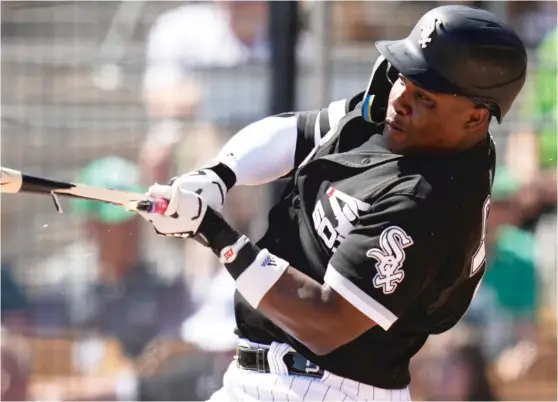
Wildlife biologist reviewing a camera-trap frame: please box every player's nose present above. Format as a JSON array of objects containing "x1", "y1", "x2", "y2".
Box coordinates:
[{"x1": 391, "y1": 79, "x2": 412, "y2": 117}]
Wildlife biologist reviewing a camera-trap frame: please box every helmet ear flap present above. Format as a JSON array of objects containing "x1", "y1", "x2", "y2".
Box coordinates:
[{"x1": 362, "y1": 56, "x2": 394, "y2": 124}]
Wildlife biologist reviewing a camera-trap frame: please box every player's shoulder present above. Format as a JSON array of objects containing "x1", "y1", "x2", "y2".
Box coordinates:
[
  {"x1": 391, "y1": 166, "x2": 489, "y2": 205},
  {"x1": 400, "y1": 137, "x2": 494, "y2": 197},
  {"x1": 359, "y1": 172, "x2": 485, "y2": 242},
  {"x1": 381, "y1": 169, "x2": 491, "y2": 231},
  {"x1": 291, "y1": 92, "x2": 365, "y2": 139},
  {"x1": 371, "y1": 148, "x2": 493, "y2": 223}
]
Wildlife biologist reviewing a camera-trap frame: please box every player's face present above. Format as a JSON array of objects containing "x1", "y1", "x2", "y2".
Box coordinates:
[{"x1": 383, "y1": 75, "x2": 488, "y2": 154}]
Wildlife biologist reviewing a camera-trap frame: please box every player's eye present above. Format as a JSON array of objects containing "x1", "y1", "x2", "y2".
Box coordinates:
[{"x1": 415, "y1": 90, "x2": 435, "y2": 107}]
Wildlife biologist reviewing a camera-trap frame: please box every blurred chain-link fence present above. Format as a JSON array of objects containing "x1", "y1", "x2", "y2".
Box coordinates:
[{"x1": 1, "y1": 1, "x2": 556, "y2": 401}]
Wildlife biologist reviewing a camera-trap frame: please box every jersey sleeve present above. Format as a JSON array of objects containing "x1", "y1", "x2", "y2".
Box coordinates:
[
  {"x1": 292, "y1": 97, "x2": 357, "y2": 167},
  {"x1": 323, "y1": 194, "x2": 449, "y2": 331}
]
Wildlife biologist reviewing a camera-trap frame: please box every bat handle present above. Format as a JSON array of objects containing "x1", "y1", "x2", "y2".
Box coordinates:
[{"x1": 136, "y1": 198, "x2": 169, "y2": 214}]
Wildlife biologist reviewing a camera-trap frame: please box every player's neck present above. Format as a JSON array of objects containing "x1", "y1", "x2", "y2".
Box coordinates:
[
  {"x1": 456, "y1": 130, "x2": 489, "y2": 153},
  {"x1": 394, "y1": 133, "x2": 488, "y2": 157}
]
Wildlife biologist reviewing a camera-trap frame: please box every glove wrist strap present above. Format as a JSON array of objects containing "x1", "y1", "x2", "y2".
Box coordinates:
[
  {"x1": 198, "y1": 207, "x2": 261, "y2": 279},
  {"x1": 206, "y1": 162, "x2": 237, "y2": 191}
]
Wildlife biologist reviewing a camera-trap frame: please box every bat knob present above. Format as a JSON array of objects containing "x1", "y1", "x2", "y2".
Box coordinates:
[
  {"x1": 0, "y1": 167, "x2": 23, "y2": 194},
  {"x1": 136, "y1": 199, "x2": 169, "y2": 214}
]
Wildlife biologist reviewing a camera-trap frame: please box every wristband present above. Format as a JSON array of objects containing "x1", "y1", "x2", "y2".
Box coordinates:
[
  {"x1": 207, "y1": 162, "x2": 237, "y2": 191},
  {"x1": 198, "y1": 207, "x2": 289, "y2": 307},
  {"x1": 235, "y1": 249, "x2": 289, "y2": 308}
]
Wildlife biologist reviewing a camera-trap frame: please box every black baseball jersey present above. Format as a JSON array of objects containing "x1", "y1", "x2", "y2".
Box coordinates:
[{"x1": 233, "y1": 93, "x2": 496, "y2": 389}]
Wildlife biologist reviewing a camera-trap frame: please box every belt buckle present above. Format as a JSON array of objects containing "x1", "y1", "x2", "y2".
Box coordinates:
[
  {"x1": 305, "y1": 360, "x2": 321, "y2": 375},
  {"x1": 256, "y1": 348, "x2": 267, "y2": 373}
]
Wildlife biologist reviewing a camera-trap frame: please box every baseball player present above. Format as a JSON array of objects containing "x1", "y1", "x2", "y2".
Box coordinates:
[{"x1": 139, "y1": 5, "x2": 527, "y2": 401}]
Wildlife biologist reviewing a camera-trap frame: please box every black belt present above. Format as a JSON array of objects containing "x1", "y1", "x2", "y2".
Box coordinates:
[{"x1": 236, "y1": 347, "x2": 324, "y2": 378}]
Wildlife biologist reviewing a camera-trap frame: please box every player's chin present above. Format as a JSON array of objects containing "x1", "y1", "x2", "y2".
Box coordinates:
[{"x1": 383, "y1": 125, "x2": 410, "y2": 153}]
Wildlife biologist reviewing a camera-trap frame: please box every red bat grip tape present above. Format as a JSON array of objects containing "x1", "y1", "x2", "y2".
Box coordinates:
[
  {"x1": 150, "y1": 199, "x2": 169, "y2": 214},
  {"x1": 136, "y1": 199, "x2": 169, "y2": 214}
]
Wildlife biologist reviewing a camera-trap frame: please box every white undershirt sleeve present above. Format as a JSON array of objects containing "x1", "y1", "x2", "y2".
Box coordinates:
[{"x1": 216, "y1": 115, "x2": 299, "y2": 186}]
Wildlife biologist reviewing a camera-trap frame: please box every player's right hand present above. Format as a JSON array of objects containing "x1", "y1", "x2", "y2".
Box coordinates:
[
  {"x1": 168, "y1": 167, "x2": 228, "y2": 212},
  {"x1": 139, "y1": 184, "x2": 207, "y2": 239}
]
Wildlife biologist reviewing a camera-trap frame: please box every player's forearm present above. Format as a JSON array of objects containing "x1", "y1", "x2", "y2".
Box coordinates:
[
  {"x1": 257, "y1": 266, "x2": 365, "y2": 355},
  {"x1": 212, "y1": 115, "x2": 299, "y2": 186},
  {"x1": 197, "y1": 207, "x2": 371, "y2": 355}
]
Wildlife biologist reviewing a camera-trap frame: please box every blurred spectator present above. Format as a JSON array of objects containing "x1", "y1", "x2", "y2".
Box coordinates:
[
  {"x1": 1, "y1": 263, "x2": 32, "y2": 401},
  {"x1": 463, "y1": 166, "x2": 539, "y2": 381},
  {"x1": 1, "y1": 327, "x2": 31, "y2": 401},
  {"x1": 506, "y1": 25, "x2": 557, "y2": 316},
  {"x1": 522, "y1": 27, "x2": 557, "y2": 320},
  {"x1": 139, "y1": 0, "x2": 268, "y2": 184},
  {"x1": 419, "y1": 338, "x2": 498, "y2": 401},
  {"x1": 510, "y1": 167, "x2": 557, "y2": 308},
  {"x1": 414, "y1": 165, "x2": 541, "y2": 401},
  {"x1": 30, "y1": 157, "x2": 191, "y2": 366},
  {"x1": 139, "y1": 0, "x2": 312, "y2": 184},
  {"x1": 509, "y1": 2, "x2": 557, "y2": 48},
  {"x1": 1, "y1": 263, "x2": 31, "y2": 334},
  {"x1": 467, "y1": 166, "x2": 538, "y2": 327},
  {"x1": 530, "y1": 26, "x2": 557, "y2": 170},
  {"x1": 508, "y1": 25, "x2": 556, "y2": 177},
  {"x1": 30, "y1": 251, "x2": 238, "y2": 401}
]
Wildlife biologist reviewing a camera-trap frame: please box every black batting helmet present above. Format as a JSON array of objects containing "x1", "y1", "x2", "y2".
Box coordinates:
[{"x1": 363, "y1": 5, "x2": 527, "y2": 123}]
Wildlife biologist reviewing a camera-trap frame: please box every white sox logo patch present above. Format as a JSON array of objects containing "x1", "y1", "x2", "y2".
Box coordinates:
[
  {"x1": 366, "y1": 226, "x2": 414, "y2": 294},
  {"x1": 312, "y1": 187, "x2": 371, "y2": 252}
]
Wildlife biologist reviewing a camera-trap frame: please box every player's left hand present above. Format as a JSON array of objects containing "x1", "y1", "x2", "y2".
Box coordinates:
[{"x1": 138, "y1": 183, "x2": 208, "y2": 238}]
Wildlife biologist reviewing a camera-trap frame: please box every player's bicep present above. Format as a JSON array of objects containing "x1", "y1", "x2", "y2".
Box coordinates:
[{"x1": 324, "y1": 195, "x2": 446, "y2": 330}]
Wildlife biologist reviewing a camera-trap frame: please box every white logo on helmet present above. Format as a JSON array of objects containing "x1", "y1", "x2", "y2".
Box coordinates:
[{"x1": 419, "y1": 18, "x2": 441, "y2": 49}]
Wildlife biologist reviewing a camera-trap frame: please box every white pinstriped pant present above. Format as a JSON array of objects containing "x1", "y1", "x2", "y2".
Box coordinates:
[{"x1": 207, "y1": 340, "x2": 412, "y2": 401}]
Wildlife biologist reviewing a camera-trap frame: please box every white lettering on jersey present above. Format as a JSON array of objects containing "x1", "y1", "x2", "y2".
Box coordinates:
[
  {"x1": 366, "y1": 226, "x2": 414, "y2": 294},
  {"x1": 312, "y1": 187, "x2": 371, "y2": 252}
]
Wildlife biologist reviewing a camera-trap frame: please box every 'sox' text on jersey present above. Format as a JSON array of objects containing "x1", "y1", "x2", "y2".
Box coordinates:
[
  {"x1": 366, "y1": 226, "x2": 414, "y2": 294},
  {"x1": 312, "y1": 187, "x2": 371, "y2": 253}
]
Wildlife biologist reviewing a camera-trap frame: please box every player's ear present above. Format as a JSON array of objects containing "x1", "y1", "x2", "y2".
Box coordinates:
[{"x1": 464, "y1": 106, "x2": 490, "y2": 132}]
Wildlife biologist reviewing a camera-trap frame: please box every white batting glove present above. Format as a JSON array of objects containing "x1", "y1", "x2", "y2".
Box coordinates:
[
  {"x1": 139, "y1": 183, "x2": 208, "y2": 238},
  {"x1": 169, "y1": 168, "x2": 228, "y2": 212}
]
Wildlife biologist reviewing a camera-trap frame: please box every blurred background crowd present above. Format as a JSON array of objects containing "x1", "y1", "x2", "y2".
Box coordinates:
[{"x1": 0, "y1": 1, "x2": 556, "y2": 400}]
